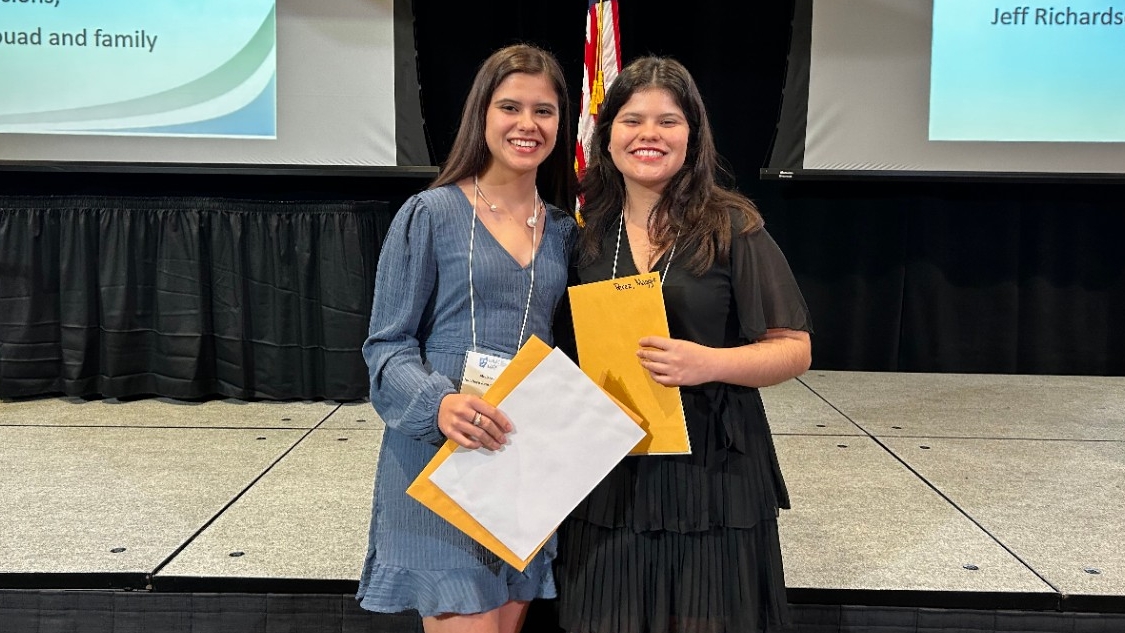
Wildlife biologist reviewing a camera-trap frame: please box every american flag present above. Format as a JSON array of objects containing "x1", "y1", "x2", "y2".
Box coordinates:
[{"x1": 575, "y1": 0, "x2": 621, "y2": 223}]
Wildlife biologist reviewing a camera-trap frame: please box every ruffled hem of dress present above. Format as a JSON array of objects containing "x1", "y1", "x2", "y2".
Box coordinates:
[
  {"x1": 356, "y1": 556, "x2": 557, "y2": 617},
  {"x1": 570, "y1": 384, "x2": 789, "y2": 533},
  {"x1": 557, "y1": 518, "x2": 791, "y2": 633}
]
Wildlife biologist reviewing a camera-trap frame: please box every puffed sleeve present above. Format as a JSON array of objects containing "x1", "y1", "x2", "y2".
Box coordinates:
[
  {"x1": 361, "y1": 195, "x2": 454, "y2": 445},
  {"x1": 731, "y1": 224, "x2": 814, "y2": 342}
]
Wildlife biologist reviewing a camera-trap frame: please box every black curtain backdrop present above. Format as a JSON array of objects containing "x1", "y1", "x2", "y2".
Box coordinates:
[
  {"x1": 1, "y1": 0, "x2": 1123, "y2": 402},
  {"x1": 756, "y1": 180, "x2": 1125, "y2": 375},
  {"x1": 0, "y1": 196, "x2": 387, "y2": 400}
]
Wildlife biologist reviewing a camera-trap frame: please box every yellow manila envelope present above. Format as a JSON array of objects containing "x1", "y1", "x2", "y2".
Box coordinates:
[
  {"x1": 568, "y1": 271, "x2": 691, "y2": 455},
  {"x1": 406, "y1": 335, "x2": 645, "y2": 571}
]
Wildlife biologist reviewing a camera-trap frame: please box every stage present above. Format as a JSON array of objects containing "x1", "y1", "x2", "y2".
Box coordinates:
[{"x1": 2, "y1": 371, "x2": 1123, "y2": 632}]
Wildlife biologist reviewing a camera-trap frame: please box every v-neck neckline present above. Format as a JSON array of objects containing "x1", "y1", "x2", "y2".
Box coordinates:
[{"x1": 620, "y1": 218, "x2": 670, "y2": 275}]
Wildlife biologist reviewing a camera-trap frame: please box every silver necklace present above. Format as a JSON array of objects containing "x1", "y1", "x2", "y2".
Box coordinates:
[{"x1": 474, "y1": 179, "x2": 540, "y2": 228}]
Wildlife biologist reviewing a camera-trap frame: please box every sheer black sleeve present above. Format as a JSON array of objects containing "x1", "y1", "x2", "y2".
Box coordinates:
[{"x1": 731, "y1": 225, "x2": 814, "y2": 342}]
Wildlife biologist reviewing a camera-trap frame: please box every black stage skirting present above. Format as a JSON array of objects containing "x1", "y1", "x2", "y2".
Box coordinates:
[
  {"x1": 4, "y1": 590, "x2": 1123, "y2": 633},
  {"x1": 0, "y1": 196, "x2": 389, "y2": 401}
]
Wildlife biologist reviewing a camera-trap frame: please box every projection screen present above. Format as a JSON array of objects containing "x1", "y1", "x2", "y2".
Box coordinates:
[
  {"x1": 0, "y1": 0, "x2": 429, "y2": 173},
  {"x1": 763, "y1": 0, "x2": 1125, "y2": 179}
]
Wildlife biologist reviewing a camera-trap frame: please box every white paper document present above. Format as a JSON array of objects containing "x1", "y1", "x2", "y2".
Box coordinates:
[{"x1": 428, "y1": 347, "x2": 646, "y2": 560}]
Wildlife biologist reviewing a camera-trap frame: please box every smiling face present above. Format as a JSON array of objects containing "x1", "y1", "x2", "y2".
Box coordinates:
[
  {"x1": 482, "y1": 72, "x2": 560, "y2": 179},
  {"x1": 607, "y1": 88, "x2": 690, "y2": 193}
]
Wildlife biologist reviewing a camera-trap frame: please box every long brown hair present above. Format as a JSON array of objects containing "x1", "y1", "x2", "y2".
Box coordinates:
[
  {"x1": 430, "y1": 44, "x2": 575, "y2": 212},
  {"x1": 577, "y1": 56, "x2": 762, "y2": 274}
]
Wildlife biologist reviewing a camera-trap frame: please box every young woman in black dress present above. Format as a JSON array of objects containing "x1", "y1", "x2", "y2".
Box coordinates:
[{"x1": 557, "y1": 56, "x2": 813, "y2": 633}]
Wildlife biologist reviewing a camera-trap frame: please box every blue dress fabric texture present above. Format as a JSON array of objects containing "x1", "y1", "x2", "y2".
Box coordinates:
[
  {"x1": 357, "y1": 184, "x2": 578, "y2": 616},
  {"x1": 557, "y1": 210, "x2": 813, "y2": 633}
]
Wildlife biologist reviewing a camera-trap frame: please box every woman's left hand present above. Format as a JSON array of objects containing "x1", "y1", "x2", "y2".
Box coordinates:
[{"x1": 637, "y1": 336, "x2": 714, "y2": 387}]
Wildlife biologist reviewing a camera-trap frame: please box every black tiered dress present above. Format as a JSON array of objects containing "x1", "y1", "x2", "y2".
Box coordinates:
[{"x1": 557, "y1": 212, "x2": 813, "y2": 633}]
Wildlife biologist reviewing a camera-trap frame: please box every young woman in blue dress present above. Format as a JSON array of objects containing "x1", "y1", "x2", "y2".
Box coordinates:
[{"x1": 357, "y1": 44, "x2": 577, "y2": 633}]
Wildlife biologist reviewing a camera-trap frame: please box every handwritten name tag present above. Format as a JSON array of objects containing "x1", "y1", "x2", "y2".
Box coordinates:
[{"x1": 613, "y1": 276, "x2": 657, "y2": 291}]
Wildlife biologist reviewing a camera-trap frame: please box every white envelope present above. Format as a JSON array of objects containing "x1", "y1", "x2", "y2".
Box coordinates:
[{"x1": 428, "y1": 347, "x2": 646, "y2": 560}]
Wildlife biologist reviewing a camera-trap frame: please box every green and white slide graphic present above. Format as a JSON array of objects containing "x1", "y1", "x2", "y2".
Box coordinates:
[{"x1": 0, "y1": 0, "x2": 276, "y2": 138}]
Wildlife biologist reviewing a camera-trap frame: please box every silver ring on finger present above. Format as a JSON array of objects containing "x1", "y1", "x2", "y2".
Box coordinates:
[{"x1": 472, "y1": 411, "x2": 483, "y2": 427}]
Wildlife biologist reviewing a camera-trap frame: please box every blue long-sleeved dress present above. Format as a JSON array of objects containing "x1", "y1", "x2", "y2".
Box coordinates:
[{"x1": 357, "y1": 184, "x2": 577, "y2": 616}]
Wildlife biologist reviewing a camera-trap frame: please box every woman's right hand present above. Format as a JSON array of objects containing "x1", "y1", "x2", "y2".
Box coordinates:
[{"x1": 437, "y1": 393, "x2": 513, "y2": 450}]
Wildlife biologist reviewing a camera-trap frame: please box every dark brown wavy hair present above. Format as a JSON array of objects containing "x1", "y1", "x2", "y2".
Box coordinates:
[
  {"x1": 577, "y1": 56, "x2": 763, "y2": 274},
  {"x1": 430, "y1": 44, "x2": 575, "y2": 212}
]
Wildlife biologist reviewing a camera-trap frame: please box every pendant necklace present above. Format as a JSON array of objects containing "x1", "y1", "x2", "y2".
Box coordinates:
[{"x1": 474, "y1": 179, "x2": 540, "y2": 228}]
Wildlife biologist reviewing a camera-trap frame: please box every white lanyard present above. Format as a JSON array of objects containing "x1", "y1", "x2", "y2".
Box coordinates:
[
  {"x1": 468, "y1": 178, "x2": 539, "y2": 352},
  {"x1": 611, "y1": 212, "x2": 677, "y2": 284}
]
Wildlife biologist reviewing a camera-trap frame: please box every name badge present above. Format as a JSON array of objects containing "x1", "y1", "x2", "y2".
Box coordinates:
[{"x1": 460, "y1": 350, "x2": 511, "y2": 396}]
